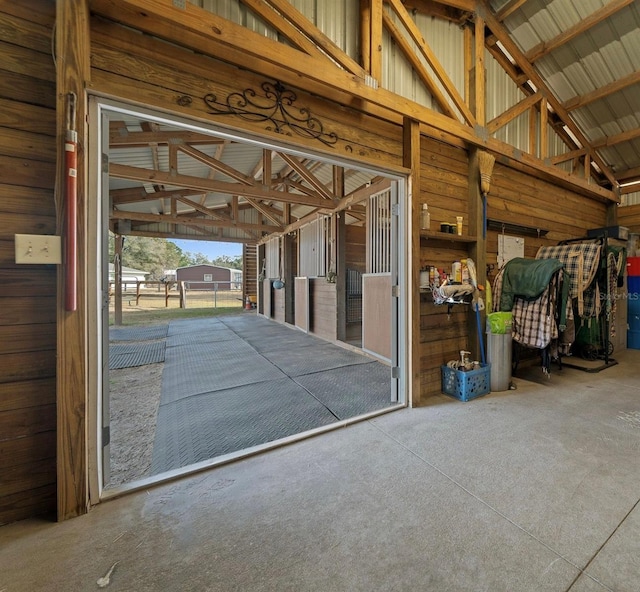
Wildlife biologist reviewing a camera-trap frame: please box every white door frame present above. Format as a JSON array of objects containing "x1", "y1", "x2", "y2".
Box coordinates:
[{"x1": 87, "y1": 96, "x2": 411, "y2": 504}]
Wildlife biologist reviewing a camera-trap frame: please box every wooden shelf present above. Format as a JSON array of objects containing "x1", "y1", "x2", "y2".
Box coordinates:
[{"x1": 420, "y1": 230, "x2": 477, "y2": 243}]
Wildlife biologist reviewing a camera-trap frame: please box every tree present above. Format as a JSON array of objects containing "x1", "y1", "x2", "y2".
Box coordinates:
[{"x1": 108, "y1": 234, "x2": 186, "y2": 280}]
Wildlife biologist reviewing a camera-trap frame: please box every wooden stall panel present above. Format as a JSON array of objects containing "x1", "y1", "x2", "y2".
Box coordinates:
[
  {"x1": 309, "y1": 279, "x2": 337, "y2": 342},
  {"x1": 262, "y1": 279, "x2": 272, "y2": 319},
  {"x1": 294, "y1": 277, "x2": 309, "y2": 332},
  {"x1": 362, "y1": 273, "x2": 391, "y2": 362}
]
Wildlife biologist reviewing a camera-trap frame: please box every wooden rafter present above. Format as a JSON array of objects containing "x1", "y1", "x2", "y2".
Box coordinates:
[
  {"x1": 381, "y1": 10, "x2": 458, "y2": 119},
  {"x1": 591, "y1": 127, "x2": 640, "y2": 150},
  {"x1": 278, "y1": 153, "x2": 336, "y2": 201},
  {"x1": 525, "y1": 0, "x2": 636, "y2": 63},
  {"x1": 111, "y1": 209, "x2": 279, "y2": 232},
  {"x1": 385, "y1": 0, "x2": 476, "y2": 125},
  {"x1": 238, "y1": 0, "x2": 326, "y2": 58},
  {"x1": 109, "y1": 128, "x2": 225, "y2": 147},
  {"x1": 564, "y1": 71, "x2": 640, "y2": 112},
  {"x1": 109, "y1": 163, "x2": 330, "y2": 208},
  {"x1": 478, "y1": 0, "x2": 617, "y2": 188},
  {"x1": 93, "y1": 0, "x2": 618, "y2": 199},
  {"x1": 487, "y1": 92, "x2": 542, "y2": 134},
  {"x1": 495, "y1": 0, "x2": 530, "y2": 22},
  {"x1": 549, "y1": 148, "x2": 588, "y2": 165},
  {"x1": 177, "y1": 144, "x2": 255, "y2": 184},
  {"x1": 263, "y1": 0, "x2": 368, "y2": 78}
]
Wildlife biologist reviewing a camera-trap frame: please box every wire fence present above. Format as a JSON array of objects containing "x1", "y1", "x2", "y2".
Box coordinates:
[{"x1": 108, "y1": 281, "x2": 244, "y2": 311}]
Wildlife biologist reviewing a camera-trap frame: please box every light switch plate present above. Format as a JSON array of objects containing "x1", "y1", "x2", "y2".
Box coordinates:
[{"x1": 15, "y1": 234, "x2": 62, "y2": 264}]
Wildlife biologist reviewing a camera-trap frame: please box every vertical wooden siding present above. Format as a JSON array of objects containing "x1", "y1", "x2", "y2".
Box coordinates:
[{"x1": 0, "y1": 2, "x2": 57, "y2": 525}]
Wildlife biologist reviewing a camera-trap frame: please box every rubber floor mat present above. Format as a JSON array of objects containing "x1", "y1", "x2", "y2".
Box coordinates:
[
  {"x1": 295, "y1": 361, "x2": 395, "y2": 419},
  {"x1": 109, "y1": 325, "x2": 168, "y2": 342},
  {"x1": 151, "y1": 378, "x2": 338, "y2": 473},
  {"x1": 109, "y1": 340, "x2": 166, "y2": 370},
  {"x1": 161, "y1": 345, "x2": 286, "y2": 402},
  {"x1": 262, "y1": 342, "x2": 373, "y2": 376}
]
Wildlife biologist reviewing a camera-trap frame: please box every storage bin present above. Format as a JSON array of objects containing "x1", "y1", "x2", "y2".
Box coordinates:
[
  {"x1": 441, "y1": 363, "x2": 491, "y2": 402},
  {"x1": 627, "y1": 257, "x2": 640, "y2": 277},
  {"x1": 627, "y1": 276, "x2": 640, "y2": 293},
  {"x1": 628, "y1": 296, "x2": 640, "y2": 317},
  {"x1": 627, "y1": 330, "x2": 640, "y2": 350},
  {"x1": 628, "y1": 314, "x2": 640, "y2": 332}
]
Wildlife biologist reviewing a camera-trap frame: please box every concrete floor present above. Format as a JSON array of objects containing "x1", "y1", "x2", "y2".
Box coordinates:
[{"x1": 2, "y1": 350, "x2": 640, "y2": 591}]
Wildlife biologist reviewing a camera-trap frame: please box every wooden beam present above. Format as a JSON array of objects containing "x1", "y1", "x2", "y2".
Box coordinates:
[
  {"x1": 238, "y1": 0, "x2": 325, "y2": 57},
  {"x1": 525, "y1": 0, "x2": 636, "y2": 63},
  {"x1": 474, "y1": 13, "x2": 485, "y2": 126},
  {"x1": 564, "y1": 70, "x2": 640, "y2": 112},
  {"x1": 92, "y1": 0, "x2": 617, "y2": 200},
  {"x1": 549, "y1": 148, "x2": 588, "y2": 165},
  {"x1": 109, "y1": 129, "x2": 223, "y2": 147},
  {"x1": 591, "y1": 126, "x2": 640, "y2": 149},
  {"x1": 495, "y1": 0, "x2": 530, "y2": 22},
  {"x1": 177, "y1": 144, "x2": 255, "y2": 184},
  {"x1": 56, "y1": 0, "x2": 90, "y2": 522},
  {"x1": 403, "y1": 117, "x2": 421, "y2": 407},
  {"x1": 386, "y1": 0, "x2": 476, "y2": 125},
  {"x1": 278, "y1": 153, "x2": 336, "y2": 201},
  {"x1": 109, "y1": 163, "x2": 330, "y2": 207},
  {"x1": 360, "y1": 0, "x2": 371, "y2": 72},
  {"x1": 263, "y1": 0, "x2": 369, "y2": 78},
  {"x1": 487, "y1": 93, "x2": 541, "y2": 135},
  {"x1": 370, "y1": 0, "x2": 383, "y2": 83},
  {"x1": 478, "y1": 0, "x2": 617, "y2": 188},
  {"x1": 381, "y1": 10, "x2": 459, "y2": 119},
  {"x1": 110, "y1": 208, "x2": 279, "y2": 232}
]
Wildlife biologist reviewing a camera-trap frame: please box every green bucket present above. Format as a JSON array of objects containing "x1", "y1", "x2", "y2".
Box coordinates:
[{"x1": 487, "y1": 312, "x2": 513, "y2": 334}]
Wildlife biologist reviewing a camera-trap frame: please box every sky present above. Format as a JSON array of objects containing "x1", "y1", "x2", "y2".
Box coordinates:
[{"x1": 169, "y1": 239, "x2": 242, "y2": 261}]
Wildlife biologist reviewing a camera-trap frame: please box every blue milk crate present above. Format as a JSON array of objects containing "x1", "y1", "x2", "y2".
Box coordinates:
[{"x1": 441, "y1": 363, "x2": 491, "y2": 402}]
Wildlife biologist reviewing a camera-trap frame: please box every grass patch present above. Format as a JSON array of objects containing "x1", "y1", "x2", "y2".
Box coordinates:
[{"x1": 109, "y1": 306, "x2": 245, "y2": 326}]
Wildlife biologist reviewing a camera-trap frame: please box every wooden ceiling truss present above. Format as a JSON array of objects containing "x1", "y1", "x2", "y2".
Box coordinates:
[{"x1": 95, "y1": 0, "x2": 639, "y2": 243}]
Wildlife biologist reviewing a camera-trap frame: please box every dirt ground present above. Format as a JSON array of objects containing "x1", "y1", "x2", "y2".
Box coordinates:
[{"x1": 106, "y1": 361, "x2": 163, "y2": 488}]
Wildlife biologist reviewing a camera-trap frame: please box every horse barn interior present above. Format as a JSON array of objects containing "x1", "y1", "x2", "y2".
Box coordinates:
[{"x1": 3, "y1": 0, "x2": 640, "y2": 590}]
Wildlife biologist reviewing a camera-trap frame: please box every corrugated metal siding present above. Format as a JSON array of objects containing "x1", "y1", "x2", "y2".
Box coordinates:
[
  {"x1": 622, "y1": 191, "x2": 640, "y2": 206},
  {"x1": 191, "y1": 0, "x2": 359, "y2": 57},
  {"x1": 492, "y1": 0, "x2": 640, "y2": 179},
  {"x1": 382, "y1": 12, "x2": 465, "y2": 118}
]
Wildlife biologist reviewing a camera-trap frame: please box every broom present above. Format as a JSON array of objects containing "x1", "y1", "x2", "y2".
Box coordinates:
[{"x1": 478, "y1": 151, "x2": 495, "y2": 239}]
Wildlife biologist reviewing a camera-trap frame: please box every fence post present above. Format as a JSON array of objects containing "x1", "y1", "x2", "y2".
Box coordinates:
[{"x1": 180, "y1": 281, "x2": 187, "y2": 308}]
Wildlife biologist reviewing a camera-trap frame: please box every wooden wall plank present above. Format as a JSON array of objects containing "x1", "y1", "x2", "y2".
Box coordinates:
[
  {"x1": 0, "y1": 457, "x2": 57, "y2": 498},
  {"x1": 0, "y1": 101, "x2": 56, "y2": 136},
  {"x1": 0, "y1": 128, "x2": 56, "y2": 162},
  {"x1": 0, "y1": 297, "x2": 57, "y2": 325},
  {"x1": 0, "y1": 351, "x2": 56, "y2": 384},
  {"x1": 0, "y1": 484, "x2": 56, "y2": 526},
  {"x1": 0, "y1": 155, "x2": 56, "y2": 190},
  {"x1": 0, "y1": 405, "x2": 56, "y2": 442},
  {"x1": 0, "y1": 69, "x2": 56, "y2": 108},
  {"x1": 0, "y1": 324, "x2": 56, "y2": 355},
  {"x1": 0, "y1": 378, "x2": 56, "y2": 412},
  {"x1": 0, "y1": 40, "x2": 56, "y2": 82}
]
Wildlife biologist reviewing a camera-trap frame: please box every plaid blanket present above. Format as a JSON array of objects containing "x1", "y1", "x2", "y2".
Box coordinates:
[
  {"x1": 536, "y1": 243, "x2": 601, "y2": 318},
  {"x1": 493, "y1": 266, "x2": 564, "y2": 350}
]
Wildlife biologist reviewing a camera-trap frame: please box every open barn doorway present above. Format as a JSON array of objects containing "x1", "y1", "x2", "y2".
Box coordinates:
[{"x1": 89, "y1": 99, "x2": 408, "y2": 500}]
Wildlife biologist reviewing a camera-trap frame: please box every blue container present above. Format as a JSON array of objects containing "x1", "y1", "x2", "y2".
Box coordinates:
[
  {"x1": 441, "y1": 363, "x2": 491, "y2": 402},
  {"x1": 628, "y1": 276, "x2": 640, "y2": 293},
  {"x1": 628, "y1": 330, "x2": 640, "y2": 350},
  {"x1": 629, "y1": 313, "x2": 640, "y2": 332},
  {"x1": 628, "y1": 296, "x2": 640, "y2": 316}
]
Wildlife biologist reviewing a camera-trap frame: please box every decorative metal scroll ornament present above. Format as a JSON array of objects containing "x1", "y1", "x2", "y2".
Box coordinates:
[{"x1": 204, "y1": 81, "x2": 338, "y2": 147}]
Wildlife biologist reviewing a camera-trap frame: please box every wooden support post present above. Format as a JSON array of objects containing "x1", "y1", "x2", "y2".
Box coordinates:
[
  {"x1": 403, "y1": 117, "x2": 421, "y2": 407},
  {"x1": 334, "y1": 166, "x2": 346, "y2": 342},
  {"x1": 283, "y1": 233, "x2": 295, "y2": 324},
  {"x1": 56, "y1": 0, "x2": 91, "y2": 521}
]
